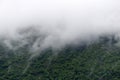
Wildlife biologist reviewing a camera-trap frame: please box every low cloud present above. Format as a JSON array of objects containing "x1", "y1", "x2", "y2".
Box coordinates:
[{"x1": 0, "y1": 0, "x2": 120, "y2": 53}]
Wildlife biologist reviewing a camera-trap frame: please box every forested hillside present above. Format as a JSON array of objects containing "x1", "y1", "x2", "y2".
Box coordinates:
[{"x1": 0, "y1": 35, "x2": 120, "y2": 80}]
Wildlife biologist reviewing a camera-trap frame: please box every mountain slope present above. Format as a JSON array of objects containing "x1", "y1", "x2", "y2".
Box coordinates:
[{"x1": 0, "y1": 36, "x2": 120, "y2": 80}]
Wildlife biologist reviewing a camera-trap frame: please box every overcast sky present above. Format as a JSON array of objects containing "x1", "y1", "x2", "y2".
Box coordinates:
[{"x1": 0, "y1": 0, "x2": 120, "y2": 49}]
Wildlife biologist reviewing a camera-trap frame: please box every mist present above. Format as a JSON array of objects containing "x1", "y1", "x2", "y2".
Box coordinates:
[{"x1": 0, "y1": 0, "x2": 120, "y2": 52}]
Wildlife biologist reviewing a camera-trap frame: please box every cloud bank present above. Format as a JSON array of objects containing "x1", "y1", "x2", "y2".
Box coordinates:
[{"x1": 0, "y1": 0, "x2": 120, "y2": 52}]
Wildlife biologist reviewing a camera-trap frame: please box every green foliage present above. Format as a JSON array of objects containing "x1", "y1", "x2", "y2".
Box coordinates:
[{"x1": 0, "y1": 37, "x2": 120, "y2": 80}]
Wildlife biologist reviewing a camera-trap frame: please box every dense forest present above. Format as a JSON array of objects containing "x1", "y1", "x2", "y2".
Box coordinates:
[{"x1": 0, "y1": 35, "x2": 120, "y2": 80}]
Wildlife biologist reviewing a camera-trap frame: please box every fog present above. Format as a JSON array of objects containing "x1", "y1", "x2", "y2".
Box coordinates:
[{"x1": 0, "y1": 0, "x2": 120, "y2": 52}]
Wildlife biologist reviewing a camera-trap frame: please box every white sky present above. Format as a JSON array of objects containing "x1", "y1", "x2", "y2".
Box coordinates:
[{"x1": 0, "y1": 0, "x2": 120, "y2": 41}]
